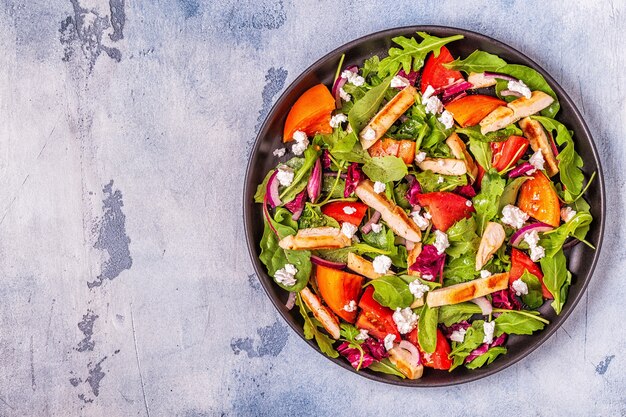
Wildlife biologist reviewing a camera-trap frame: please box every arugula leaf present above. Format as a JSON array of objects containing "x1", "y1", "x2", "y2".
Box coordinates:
[
  {"x1": 540, "y1": 249, "x2": 571, "y2": 314},
  {"x1": 361, "y1": 56, "x2": 380, "y2": 80},
  {"x1": 316, "y1": 241, "x2": 396, "y2": 264},
  {"x1": 418, "y1": 303, "x2": 439, "y2": 354},
  {"x1": 465, "y1": 347, "x2": 507, "y2": 369},
  {"x1": 498, "y1": 176, "x2": 531, "y2": 211},
  {"x1": 254, "y1": 170, "x2": 274, "y2": 203},
  {"x1": 279, "y1": 146, "x2": 320, "y2": 203},
  {"x1": 445, "y1": 217, "x2": 480, "y2": 259},
  {"x1": 368, "y1": 358, "x2": 406, "y2": 378},
  {"x1": 457, "y1": 125, "x2": 522, "y2": 143},
  {"x1": 339, "y1": 323, "x2": 361, "y2": 341},
  {"x1": 444, "y1": 254, "x2": 480, "y2": 283},
  {"x1": 540, "y1": 211, "x2": 593, "y2": 257},
  {"x1": 531, "y1": 116, "x2": 585, "y2": 201},
  {"x1": 378, "y1": 32, "x2": 464, "y2": 76},
  {"x1": 298, "y1": 203, "x2": 340, "y2": 229},
  {"x1": 367, "y1": 275, "x2": 414, "y2": 309},
  {"x1": 321, "y1": 176, "x2": 347, "y2": 200},
  {"x1": 449, "y1": 320, "x2": 486, "y2": 371},
  {"x1": 473, "y1": 169, "x2": 506, "y2": 234},
  {"x1": 519, "y1": 270, "x2": 543, "y2": 309},
  {"x1": 438, "y1": 302, "x2": 481, "y2": 326},
  {"x1": 393, "y1": 182, "x2": 412, "y2": 210},
  {"x1": 348, "y1": 75, "x2": 393, "y2": 134},
  {"x1": 444, "y1": 50, "x2": 507, "y2": 73},
  {"x1": 295, "y1": 294, "x2": 338, "y2": 358},
  {"x1": 362, "y1": 156, "x2": 408, "y2": 183},
  {"x1": 494, "y1": 311, "x2": 547, "y2": 335},
  {"x1": 414, "y1": 170, "x2": 467, "y2": 193},
  {"x1": 468, "y1": 137, "x2": 492, "y2": 170}
]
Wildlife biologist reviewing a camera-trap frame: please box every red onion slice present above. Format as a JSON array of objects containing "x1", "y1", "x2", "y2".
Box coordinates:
[
  {"x1": 441, "y1": 81, "x2": 473, "y2": 101},
  {"x1": 510, "y1": 222, "x2": 554, "y2": 247},
  {"x1": 361, "y1": 211, "x2": 381, "y2": 234},
  {"x1": 307, "y1": 158, "x2": 322, "y2": 203},
  {"x1": 508, "y1": 162, "x2": 535, "y2": 178},
  {"x1": 285, "y1": 291, "x2": 296, "y2": 310},
  {"x1": 442, "y1": 91, "x2": 467, "y2": 105},
  {"x1": 310, "y1": 255, "x2": 346, "y2": 270},
  {"x1": 266, "y1": 170, "x2": 282, "y2": 208},
  {"x1": 470, "y1": 296, "x2": 493, "y2": 316},
  {"x1": 483, "y1": 71, "x2": 518, "y2": 82},
  {"x1": 262, "y1": 196, "x2": 278, "y2": 236},
  {"x1": 548, "y1": 132, "x2": 559, "y2": 157},
  {"x1": 500, "y1": 89, "x2": 523, "y2": 98},
  {"x1": 398, "y1": 340, "x2": 421, "y2": 367}
]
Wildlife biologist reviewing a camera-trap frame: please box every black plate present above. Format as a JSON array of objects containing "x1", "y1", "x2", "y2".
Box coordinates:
[{"x1": 243, "y1": 26, "x2": 605, "y2": 386}]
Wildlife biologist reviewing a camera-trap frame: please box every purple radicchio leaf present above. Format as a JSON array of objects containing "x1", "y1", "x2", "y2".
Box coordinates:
[
  {"x1": 409, "y1": 244, "x2": 445, "y2": 282},
  {"x1": 344, "y1": 163, "x2": 363, "y2": 197}
]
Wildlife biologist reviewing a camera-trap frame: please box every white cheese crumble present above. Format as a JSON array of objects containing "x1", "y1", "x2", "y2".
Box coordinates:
[
  {"x1": 422, "y1": 85, "x2": 436, "y2": 100},
  {"x1": 393, "y1": 307, "x2": 419, "y2": 334},
  {"x1": 372, "y1": 255, "x2": 392, "y2": 275},
  {"x1": 411, "y1": 209, "x2": 430, "y2": 231},
  {"x1": 373, "y1": 181, "x2": 386, "y2": 194},
  {"x1": 528, "y1": 149, "x2": 545, "y2": 172},
  {"x1": 362, "y1": 127, "x2": 376, "y2": 141},
  {"x1": 342, "y1": 206, "x2": 357, "y2": 215},
  {"x1": 274, "y1": 264, "x2": 298, "y2": 287},
  {"x1": 355, "y1": 329, "x2": 369, "y2": 341},
  {"x1": 507, "y1": 79, "x2": 532, "y2": 99},
  {"x1": 450, "y1": 328, "x2": 467, "y2": 343},
  {"x1": 342, "y1": 70, "x2": 365, "y2": 86},
  {"x1": 343, "y1": 300, "x2": 357, "y2": 312},
  {"x1": 523, "y1": 230, "x2": 546, "y2": 262},
  {"x1": 272, "y1": 148, "x2": 286, "y2": 157},
  {"x1": 501, "y1": 204, "x2": 530, "y2": 229},
  {"x1": 384, "y1": 334, "x2": 396, "y2": 351},
  {"x1": 291, "y1": 130, "x2": 309, "y2": 156},
  {"x1": 438, "y1": 110, "x2": 455, "y2": 129},
  {"x1": 480, "y1": 270, "x2": 492, "y2": 279},
  {"x1": 466, "y1": 200, "x2": 473, "y2": 207},
  {"x1": 423, "y1": 211, "x2": 432, "y2": 220},
  {"x1": 409, "y1": 279, "x2": 430, "y2": 299},
  {"x1": 339, "y1": 87, "x2": 351, "y2": 102},
  {"x1": 341, "y1": 222, "x2": 358, "y2": 239},
  {"x1": 561, "y1": 206, "x2": 577, "y2": 223},
  {"x1": 512, "y1": 279, "x2": 529, "y2": 296},
  {"x1": 483, "y1": 321, "x2": 495, "y2": 344},
  {"x1": 437, "y1": 176, "x2": 444, "y2": 184},
  {"x1": 370, "y1": 223, "x2": 383, "y2": 233},
  {"x1": 390, "y1": 75, "x2": 410, "y2": 88},
  {"x1": 329, "y1": 113, "x2": 348, "y2": 128},
  {"x1": 433, "y1": 230, "x2": 450, "y2": 255},
  {"x1": 422, "y1": 85, "x2": 443, "y2": 115},
  {"x1": 276, "y1": 165, "x2": 295, "y2": 187},
  {"x1": 415, "y1": 151, "x2": 427, "y2": 164}
]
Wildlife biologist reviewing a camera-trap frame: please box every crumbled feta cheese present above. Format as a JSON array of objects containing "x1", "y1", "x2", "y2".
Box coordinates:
[
  {"x1": 329, "y1": 113, "x2": 348, "y2": 128},
  {"x1": 561, "y1": 206, "x2": 577, "y2": 223},
  {"x1": 466, "y1": 200, "x2": 473, "y2": 207},
  {"x1": 438, "y1": 110, "x2": 455, "y2": 129},
  {"x1": 390, "y1": 75, "x2": 410, "y2": 88},
  {"x1": 424, "y1": 94, "x2": 443, "y2": 115},
  {"x1": 274, "y1": 264, "x2": 298, "y2": 287},
  {"x1": 483, "y1": 321, "x2": 495, "y2": 344},
  {"x1": 272, "y1": 147, "x2": 286, "y2": 157},
  {"x1": 409, "y1": 279, "x2": 430, "y2": 299},
  {"x1": 341, "y1": 222, "x2": 358, "y2": 239},
  {"x1": 437, "y1": 176, "x2": 444, "y2": 184},
  {"x1": 423, "y1": 211, "x2": 432, "y2": 220},
  {"x1": 291, "y1": 130, "x2": 309, "y2": 156},
  {"x1": 384, "y1": 334, "x2": 396, "y2": 350},
  {"x1": 422, "y1": 274, "x2": 433, "y2": 281},
  {"x1": 501, "y1": 204, "x2": 530, "y2": 229},
  {"x1": 450, "y1": 328, "x2": 467, "y2": 343},
  {"x1": 342, "y1": 70, "x2": 365, "y2": 86},
  {"x1": 343, "y1": 206, "x2": 357, "y2": 215},
  {"x1": 343, "y1": 300, "x2": 357, "y2": 312},
  {"x1": 393, "y1": 307, "x2": 419, "y2": 334},
  {"x1": 339, "y1": 87, "x2": 351, "y2": 102},
  {"x1": 355, "y1": 329, "x2": 369, "y2": 341},
  {"x1": 276, "y1": 165, "x2": 295, "y2": 186},
  {"x1": 373, "y1": 181, "x2": 386, "y2": 194},
  {"x1": 372, "y1": 255, "x2": 392, "y2": 275},
  {"x1": 523, "y1": 230, "x2": 546, "y2": 262},
  {"x1": 411, "y1": 210, "x2": 430, "y2": 230},
  {"x1": 422, "y1": 85, "x2": 436, "y2": 100},
  {"x1": 480, "y1": 270, "x2": 492, "y2": 279},
  {"x1": 512, "y1": 279, "x2": 529, "y2": 296},
  {"x1": 415, "y1": 151, "x2": 427, "y2": 164},
  {"x1": 528, "y1": 149, "x2": 545, "y2": 172},
  {"x1": 362, "y1": 127, "x2": 376, "y2": 141},
  {"x1": 529, "y1": 245, "x2": 545, "y2": 262},
  {"x1": 433, "y1": 230, "x2": 450, "y2": 255},
  {"x1": 371, "y1": 223, "x2": 383, "y2": 233},
  {"x1": 507, "y1": 79, "x2": 532, "y2": 99}
]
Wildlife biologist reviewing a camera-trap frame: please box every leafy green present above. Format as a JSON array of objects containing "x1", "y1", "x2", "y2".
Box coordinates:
[
  {"x1": 254, "y1": 170, "x2": 274, "y2": 203},
  {"x1": 540, "y1": 249, "x2": 571, "y2": 314},
  {"x1": 540, "y1": 211, "x2": 593, "y2": 257},
  {"x1": 473, "y1": 169, "x2": 506, "y2": 234},
  {"x1": 295, "y1": 294, "x2": 338, "y2": 358},
  {"x1": 498, "y1": 176, "x2": 531, "y2": 211},
  {"x1": 438, "y1": 303, "x2": 481, "y2": 326},
  {"x1": 279, "y1": 146, "x2": 320, "y2": 203},
  {"x1": 494, "y1": 310, "x2": 547, "y2": 335},
  {"x1": 465, "y1": 347, "x2": 507, "y2": 369},
  {"x1": 367, "y1": 275, "x2": 414, "y2": 309},
  {"x1": 444, "y1": 254, "x2": 480, "y2": 283},
  {"x1": 368, "y1": 358, "x2": 406, "y2": 378},
  {"x1": 378, "y1": 32, "x2": 464, "y2": 76},
  {"x1": 298, "y1": 203, "x2": 340, "y2": 229},
  {"x1": 468, "y1": 138, "x2": 492, "y2": 170},
  {"x1": 457, "y1": 125, "x2": 522, "y2": 143},
  {"x1": 362, "y1": 156, "x2": 408, "y2": 183},
  {"x1": 519, "y1": 270, "x2": 543, "y2": 309},
  {"x1": 444, "y1": 50, "x2": 507, "y2": 73},
  {"x1": 323, "y1": 129, "x2": 371, "y2": 164},
  {"x1": 445, "y1": 217, "x2": 480, "y2": 259},
  {"x1": 393, "y1": 182, "x2": 412, "y2": 210},
  {"x1": 348, "y1": 75, "x2": 393, "y2": 134},
  {"x1": 418, "y1": 303, "x2": 439, "y2": 353},
  {"x1": 339, "y1": 323, "x2": 367, "y2": 370},
  {"x1": 414, "y1": 170, "x2": 467, "y2": 193},
  {"x1": 449, "y1": 320, "x2": 486, "y2": 371},
  {"x1": 361, "y1": 56, "x2": 380, "y2": 80},
  {"x1": 321, "y1": 176, "x2": 347, "y2": 199},
  {"x1": 532, "y1": 116, "x2": 585, "y2": 201}
]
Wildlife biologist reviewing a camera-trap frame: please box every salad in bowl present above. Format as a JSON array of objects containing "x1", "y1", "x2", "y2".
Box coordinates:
[{"x1": 253, "y1": 31, "x2": 595, "y2": 380}]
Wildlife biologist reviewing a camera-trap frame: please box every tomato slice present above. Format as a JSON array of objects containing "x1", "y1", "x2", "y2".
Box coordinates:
[
  {"x1": 321, "y1": 201, "x2": 368, "y2": 226},
  {"x1": 356, "y1": 287, "x2": 400, "y2": 340},
  {"x1": 315, "y1": 265, "x2": 364, "y2": 323},
  {"x1": 491, "y1": 135, "x2": 529, "y2": 172},
  {"x1": 283, "y1": 84, "x2": 335, "y2": 142},
  {"x1": 416, "y1": 192, "x2": 475, "y2": 232},
  {"x1": 517, "y1": 171, "x2": 560, "y2": 227},
  {"x1": 368, "y1": 138, "x2": 416, "y2": 164},
  {"x1": 444, "y1": 95, "x2": 506, "y2": 127},
  {"x1": 407, "y1": 328, "x2": 452, "y2": 370},
  {"x1": 510, "y1": 248, "x2": 553, "y2": 299},
  {"x1": 420, "y1": 46, "x2": 464, "y2": 93}
]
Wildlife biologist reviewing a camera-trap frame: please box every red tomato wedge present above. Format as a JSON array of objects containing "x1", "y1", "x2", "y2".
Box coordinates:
[
  {"x1": 517, "y1": 171, "x2": 560, "y2": 228},
  {"x1": 416, "y1": 192, "x2": 475, "y2": 232},
  {"x1": 283, "y1": 84, "x2": 335, "y2": 142},
  {"x1": 356, "y1": 286, "x2": 400, "y2": 340},
  {"x1": 420, "y1": 46, "x2": 464, "y2": 93},
  {"x1": 444, "y1": 95, "x2": 506, "y2": 127},
  {"x1": 368, "y1": 138, "x2": 416, "y2": 165},
  {"x1": 491, "y1": 135, "x2": 530, "y2": 172},
  {"x1": 315, "y1": 265, "x2": 364, "y2": 323},
  {"x1": 510, "y1": 248, "x2": 553, "y2": 299},
  {"x1": 321, "y1": 201, "x2": 368, "y2": 226},
  {"x1": 407, "y1": 328, "x2": 452, "y2": 370}
]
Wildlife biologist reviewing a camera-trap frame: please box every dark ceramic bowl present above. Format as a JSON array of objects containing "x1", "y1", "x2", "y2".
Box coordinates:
[{"x1": 243, "y1": 26, "x2": 605, "y2": 386}]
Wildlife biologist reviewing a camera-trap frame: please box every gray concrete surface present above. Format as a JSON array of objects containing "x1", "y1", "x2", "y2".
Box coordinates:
[{"x1": 1, "y1": 0, "x2": 625, "y2": 415}]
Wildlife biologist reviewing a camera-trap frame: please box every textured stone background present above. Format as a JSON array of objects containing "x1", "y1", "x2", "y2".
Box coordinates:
[{"x1": 1, "y1": 0, "x2": 625, "y2": 416}]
